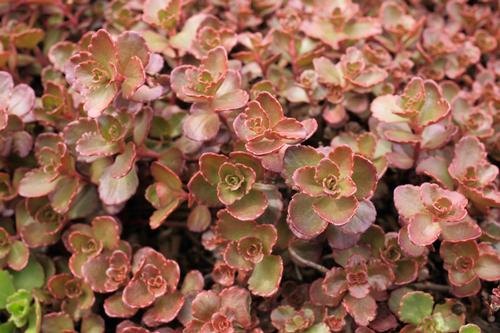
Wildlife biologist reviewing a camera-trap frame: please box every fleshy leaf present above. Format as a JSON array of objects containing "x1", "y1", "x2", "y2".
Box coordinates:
[
  {"x1": 287, "y1": 194, "x2": 328, "y2": 239},
  {"x1": 399, "y1": 291, "x2": 433, "y2": 325},
  {"x1": 248, "y1": 255, "x2": 283, "y2": 297},
  {"x1": 227, "y1": 189, "x2": 267, "y2": 221},
  {"x1": 0, "y1": 270, "x2": 15, "y2": 309},
  {"x1": 99, "y1": 166, "x2": 139, "y2": 206},
  {"x1": 18, "y1": 169, "x2": 58, "y2": 198},
  {"x1": 343, "y1": 294, "x2": 377, "y2": 326}
]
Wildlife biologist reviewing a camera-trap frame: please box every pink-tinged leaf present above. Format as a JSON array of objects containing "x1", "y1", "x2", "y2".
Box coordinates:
[
  {"x1": 81, "y1": 313, "x2": 104, "y2": 333},
  {"x1": 116, "y1": 32, "x2": 149, "y2": 71},
  {"x1": 42, "y1": 312, "x2": 74, "y2": 333},
  {"x1": 352, "y1": 155, "x2": 377, "y2": 200},
  {"x1": 84, "y1": 83, "x2": 118, "y2": 118},
  {"x1": 475, "y1": 254, "x2": 500, "y2": 281},
  {"x1": 345, "y1": 18, "x2": 382, "y2": 39},
  {"x1": 384, "y1": 128, "x2": 420, "y2": 144},
  {"x1": 203, "y1": 46, "x2": 227, "y2": 80},
  {"x1": 368, "y1": 261, "x2": 395, "y2": 291},
  {"x1": 313, "y1": 57, "x2": 345, "y2": 86},
  {"x1": 0, "y1": 71, "x2": 13, "y2": 104},
  {"x1": 227, "y1": 189, "x2": 267, "y2": 221},
  {"x1": 99, "y1": 166, "x2": 139, "y2": 206},
  {"x1": 449, "y1": 136, "x2": 487, "y2": 177},
  {"x1": 302, "y1": 19, "x2": 345, "y2": 49},
  {"x1": 223, "y1": 242, "x2": 253, "y2": 271},
  {"x1": 149, "y1": 198, "x2": 181, "y2": 229},
  {"x1": 82, "y1": 254, "x2": 113, "y2": 293},
  {"x1": 287, "y1": 194, "x2": 328, "y2": 239},
  {"x1": 323, "y1": 104, "x2": 348, "y2": 128},
  {"x1": 313, "y1": 196, "x2": 358, "y2": 226},
  {"x1": 8, "y1": 84, "x2": 35, "y2": 118},
  {"x1": 399, "y1": 225, "x2": 427, "y2": 257},
  {"x1": 343, "y1": 294, "x2": 377, "y2": 326},
  {"x1": 89, "y1": 30, "x2": 117, "y2": 70},
  {"x1": 187, "y1": 205, "x2": 211, "y2": 232},
  {"x1": 370, "y1": 95, "x2": 406, "y2": 123},
  {"x1": 416, "y1": 156, "x2": 454, "y2": 189},
  {"x1": 417, "y1": 80, "x2": 450, "y2": 127},
  {"x1": 142, "y1": 291, "x2": 185, "y2": 327},
  {"x1": 310, "y1": 278, "x2": 342, "y2": 307},
  {"x1": 7, "y1": 240, "x2": 29, "y2": 271},
  {"x1": 245, "y1": 136, "x2": 284, "y2": 156},
  {"x1": 273, "y1": 118, "x2": 307, "y2": 140},
  {"x1": 213, "y1": 89, "x2": 249, "y2": 111},
  {"x1": 256, "y1": 92, "x2": 284, "y2": 126},
  {"x1": 187, "y1": 172, "x2": 221, "y2": 207},
  {"x1": 183, "y1": 110, "x2": 221, "y2": 142},
  {"x1": 121, "y1": 56, "x2": 145, "y2": 99},
  {"x1": 143, "y1": 0, "x2": 181, "y2": 29},
  {"x1": 323, "y1": 268, "x2": 348, "y2": 298},
  {"x1": 339, "y1": 200, "x2": 376, "y2": 234},
  {"x1": 76, "y1": 132, "x2": 120, "y2": 157},
  {"x1": 408, "y1": 214, "x2": 441, "y2": 246},
  {"x1": 219, "y1": 287, "x2": 252, "y2": 328},
  {"x1": 420, "y1": 183, "x2": 467, "y2": 222},
  {"x1": 170, "y1": 14, "x2": 208, "y2": 54},
  {"x1": 0, "y1": 108, "x2": 7, "y2": 131},
  {"x1": 350, "y1": 67, "x2": 388, "y2": 88},
  {"x1": 394, "y1": 259, "x2": 419, "y2": 285},
  {"x1": 283, "y1": 145, "x2": 323, "y2": 184},
  {"x1": 327, "y1": 226, "x2": 361, "y2": 250},
  {"x1": 104, "y1": 292, "x2": 138, "y2": 318},
  {"x1": 151, "y1": 161, "x2": 182, "y2": 191},
  {"x1": 440, "y1": 218, "x2": 482, "y2": 242},
  {"x1": 292, "y1": 166, "x2": 323, "y2": 196},
  {"x1": 192, "y1": 290, "x2": 220, "y2": 321},
  {"x1": 109, "y1": 142, "x2": 137, "y2": 179},
  {"x1": 328, "y1": 146, "x2": 353, "y2": 177},
  {"x1": 48, "y1": 41, "x2": 77, "y2": 71},
  {"x1": 199, "y1": 153, "x2": 228, "y2": 185},
  {"x1": 92, "y1": 216, "x2": 120, "y2": 249},
  {"x1": 133, "y1": 107, "x2": 153, "y2": 145},
  {"x1": 393, "y1": 185, "x2": 425, "y2": 220},
  {"x1": 248, "y1": 255, "x2": 283, "y2": 297},
  {"x1": 18, "y1": 169, "x2": 58, "y2": 197},
  {"x1": 181, "y1": 270, "x2": 204, "y2": 295},
  {"x1": 420, "y1": 121, "x2": 455, "y2": 150},
  {"x1": 49, "y1": 176, "x2": 79, "y2": 214},
  {"x1": 450, "y1": 277, "x2": 481, "y2": 298},
  {"x1": 123, "y1": 277, "x2": 155, "y2": 308}
]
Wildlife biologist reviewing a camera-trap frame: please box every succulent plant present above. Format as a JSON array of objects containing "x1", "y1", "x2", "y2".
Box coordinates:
[{"x1": 0, "y1": 0, "x2": 499, "y2": 331}]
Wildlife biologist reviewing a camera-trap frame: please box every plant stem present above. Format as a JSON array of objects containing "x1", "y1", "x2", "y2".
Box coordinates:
[
  {"x1": 288, "y1": 246, "x2": 329, "y2": 274},
  {"x1": 412, "y1": 282, "x2": 451, "y2": 292}
]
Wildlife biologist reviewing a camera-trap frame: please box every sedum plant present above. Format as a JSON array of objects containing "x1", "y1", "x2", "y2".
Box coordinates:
[{"x1": 0, "y1": 0, "x2": 499, "y2": 332}]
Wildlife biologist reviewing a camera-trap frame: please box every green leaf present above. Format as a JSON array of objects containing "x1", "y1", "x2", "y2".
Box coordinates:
[
  {"x1": 0, "y1": 270, "x2": 16, "y2": 309},
  {"x1": 304, "y1": 323, "x2": 330, "y2": 333},
  {"x1": 18, "y1": 169, "x2": 58, "y2": 198},
  {"x1": 7, "y1": 241, "x2": 29, "y2": 271},
  {"x1": 399, "y1": 291, "x2": 434, "y2": 325},
  {"x1": 459, "y1": 324, "x2": 481, "y2": 333},
  {"x1": 12, "y1": 258, "x2": 45, "y2": 291},
  {"x1": 25, "y1": 298, "x2": 41, "y2": 333},
  {"x1": 98, "y1": 166, "x2": 139, "y2": 206},
  {"x1": 433, "y1": 300, "x2": 465, "y2": 332},
  {"x1": 0, "y1": 322, "x2": 15, "y2": 333},
  {"x1": 248, "y1": 255, "x2": 283, "y2": 297},
  {"x1": 6, "y1": 290, "x2": 32, "y2": 328},
  {"x1": 121, "y1": 56, "x2": 145, "y2": 98}
]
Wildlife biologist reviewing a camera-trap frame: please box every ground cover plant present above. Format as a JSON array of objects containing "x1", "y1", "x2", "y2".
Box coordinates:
[{"x1": 0, "y1": 0, "x2": 499, "y2": 332}]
